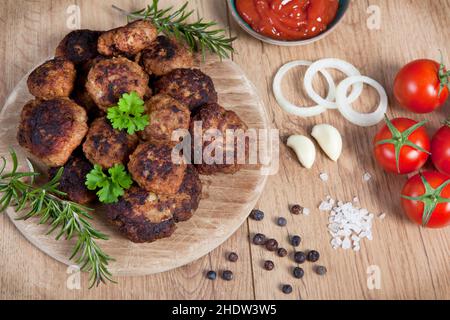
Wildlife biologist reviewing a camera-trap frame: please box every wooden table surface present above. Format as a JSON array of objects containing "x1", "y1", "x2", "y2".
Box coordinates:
[{"x1": 1, "y1": 0, "x2": 449, "y2": 300}]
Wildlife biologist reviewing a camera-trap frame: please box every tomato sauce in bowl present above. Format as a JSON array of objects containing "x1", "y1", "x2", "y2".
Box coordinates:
[{"x1": 235, "y1": 0, "x2": 340, "y2": 41}]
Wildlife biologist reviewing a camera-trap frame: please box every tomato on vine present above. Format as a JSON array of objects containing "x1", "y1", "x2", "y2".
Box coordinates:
[
  {"x1": 394, "y1": 56, "x2": 450, "y2": 114},
  {"x1": 401, "y1": 171, "x2": 450, "y2": 228},
  {"x1": 373, "y1": 116, "x2": 431, "y2": 174},
  {"x1": 431, "y1": 118, "x2": 450, "y2": 177}
]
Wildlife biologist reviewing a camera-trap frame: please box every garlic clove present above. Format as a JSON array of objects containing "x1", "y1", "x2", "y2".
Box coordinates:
[
  {"x1": 311, "y1": 124, "x2": 343, "y2": 162},
  {"x1": 287, "y1": 135, "x2": 316, "y2": 169}
]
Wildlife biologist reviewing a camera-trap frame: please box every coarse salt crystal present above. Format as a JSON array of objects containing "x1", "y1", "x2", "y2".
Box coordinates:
[
  {"x1": 363, "y1": 172, "x2": 372, "y2": 182},
  {"x1": 342, "y1": 237, "x2": 352, "y2": 249},
  {"x1": 302, "y1": 207, "x2": 310, "y2": 215},
  {"x1": 322, "y1": 196, "x2": 376, "y2": 252},
  {"x1": 378, "y1": 213, "x2": 386, "y2": 220},
  {"x1": 320, "y1": 173, "x2": 329, "y2": 182}
]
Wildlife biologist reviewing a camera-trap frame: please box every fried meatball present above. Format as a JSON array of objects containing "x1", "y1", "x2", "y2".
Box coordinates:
[
  {"x1": 128, "y1": 142, "x2": 187, "y2": 195},
  {"x1": 71, "y1": 57, "x2": 105, "y2": 120},
  {"x1": 27, "y1": 58, "x2": 76, "y2": 100},
  {"x1": 86, "y1": 57, "x2": 150, "y2": 111},
  {"x1": 48, "y1": 154, "x2": 96, "y2": 205},
  {"x1": 17, "y1": 98, "x2": 88, "y2": 167},
  {"x1": 154, "y1": 68, "x2": 218, "y2": 111},
  {"x1": 98, "y1": 20, "x2": 158, "y2": 57},
  {"x1": 160, "y1": 166, "x2": 202, "y2": 222},
  {"x1": 55, "y1": 30, "x2": 101, "y2": 64},
  {"x1": 139, "y1": 36, "x2": 194, "y2": 76},
  {"x1": 83, "y1": 117, "x2": 138, "y2": 169},
  {"x1": 139, "y1": 94, "x2": 190, "y2": 142},
  {"x1": 190, "y1": 103, "x2": 248, "y2": 175},
  {"x1": 106, "y1": 186, "x2": 176, "y2": 243}
]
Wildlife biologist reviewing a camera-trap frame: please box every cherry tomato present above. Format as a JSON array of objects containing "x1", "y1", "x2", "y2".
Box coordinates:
[
  {"x1": 401, "y1": 171, "x2": 450, "y2": 228},
  {"x1": 394, "y1": 59, "x2": 449, "y2": 114},
  {"x1": 373, "y1": 117, "x2": 431, "y2": 174},
  {"x1": 431, "y1": 120, "x2": 450, "y2": 176}
]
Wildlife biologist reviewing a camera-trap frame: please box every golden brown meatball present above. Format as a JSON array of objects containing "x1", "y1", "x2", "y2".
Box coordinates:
[
  {"x1": 17, "y1": 98, "x2": 88, "y2": 167},
  {"x1": 98, "y1": 20, "x2": 158, "y2": 57},
  {"x1": 106, "y1": 186, "x2": 176, "y2": 243},
  {"x1": 48, "y1": 154, "x2": 96, "y2": 205},
  {"x1": 160, "y1": 166, "x2": 203, "y2": 222},
  {"x1": 139, "y1": 36, "x2": 194, "y2": 76},
  {"x1": 128, "y1": 143, "x2": 187, "y2": 195},
  {"x1": 154, "y1": 68, "x2": 218, "y2": 111},
  {"x1": 71, "y1": 57, "x2": 106, "y2": 120},
  {"x1": 139, "y1": 94, "x2": 190, "y2": 142},
  {"x1": 55, "y1": 30, "x2": 101, "y2": 64},
  {"x1": 27, "y1": 58, "x2": 76, "y2": 100},
  {"x1": 83, "y1": 117, "x2": 139, "y2": 169},
  {"x1": 190, "y1": 103, "x2": 248, "y2": 175},
  {"x1": 86, "y1": 57, "x2": 150, "y2": 111}
]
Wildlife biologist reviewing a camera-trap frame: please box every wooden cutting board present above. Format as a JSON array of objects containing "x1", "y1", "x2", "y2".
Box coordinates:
[{"x1": 0, "y1": 57, "x2": 270, "y2": 275}]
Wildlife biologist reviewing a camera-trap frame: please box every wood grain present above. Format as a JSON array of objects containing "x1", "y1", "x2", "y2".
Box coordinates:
[{"x1": 0, "y1": 0, "x2": 449, "y2": 299}]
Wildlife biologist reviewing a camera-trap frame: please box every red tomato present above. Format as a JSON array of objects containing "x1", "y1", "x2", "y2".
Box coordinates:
[
  {"x1": 401, "y1": 171, "x2": 450, "y2": 228},
  {"x1": 373, "y1": 117, "x2": 431, "y2": 174},
  {"x1": 394, "y1": 59, "x2": 449, "y2": 114},
  {"x1": 431, "y1": 120, "x2": 450, "y2": 176}
]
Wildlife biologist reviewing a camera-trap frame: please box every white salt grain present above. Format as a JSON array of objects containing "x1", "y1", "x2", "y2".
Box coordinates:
[
  {"x1": 363, "y1": 172, "x2": 372, "y2": 182},
  {"x1": 378, "y1": 213, "x2": 386, "y2": 220},
  {"x1": 320, "y1": 173, "x2": 329, "y2": 182},
  {"x1": 302, "y1": 208, "x2": 311, "y2": 216}
]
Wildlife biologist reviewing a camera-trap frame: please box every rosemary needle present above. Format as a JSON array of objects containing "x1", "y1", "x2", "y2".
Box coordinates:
[
  {"x1": 0, "y1": 149, "x2": 115, "y2": 288},
  {"x1": 112, "y1": 0, "x2": 236, "y2": 59}
]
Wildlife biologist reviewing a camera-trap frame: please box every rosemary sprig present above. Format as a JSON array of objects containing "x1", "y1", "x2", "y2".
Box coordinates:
[
  {"x1": 112, "y1": 0, "x2": 236, "y2": 59},
  {"x1": 0, "y1": 149, "x2": 115, "y2": 288}
]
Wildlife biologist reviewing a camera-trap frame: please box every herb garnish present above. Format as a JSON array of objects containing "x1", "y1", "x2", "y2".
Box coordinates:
[
  {"x1": 107, "y1": 91, "x2": 149, "y2": 135},
  {"x1": 112, "y1": 0, "x2": 236, "y2": 59},
  {"x1": 0, "y1": 149, "x2": 114, "y2": 287},
  {"x1": 86, "y1": 164, "x2": 133, "y2": 204}
]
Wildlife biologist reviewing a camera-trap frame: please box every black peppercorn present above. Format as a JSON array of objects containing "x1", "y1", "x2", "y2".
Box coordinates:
[
  {"x1": 252, "y1": 233, "x2": 266, "y2": 245},
  {"x1": 249, "y1": 209, "x2": 264, "y2": 221},
  {"x1": 277, "y1": 217, "x2": 287, "y2": 227},
  {"x1": 206, "y1": 271, "x2": 217, "y2": 280},
  {"x1": 290, "y1": 204, "x2": 302, "y2": 215},
  {"x1": 291, "y1": 235, "x2": 301, "y2": 247},
  {"x1": 293, "y1": 267, "x2": 304, "y2": 279},
  {"x1": 264, "y1": 260, "x2": 275, "y2": 271},
  {"x1": 282, "y1": 284, "x2": 293, "y2": 294},
  {"x1": 294, "y1": 251, "x2": 306, "y2": 264},
  {"x1": 315, "y1": 266, "x2": 327, "y2": 276},
  {"x1": 307, "y1": 250, "x2": 320, "y2": 262},
  {"x1": 277, "y1": 248, "x2": 288, "y2": 257},
  {"x1": 228, "y1": 252, "x2": 239, "y2": 262},
  {"x1": 265, "y1": 239, "x2": 279, "y2": 251},
  {"x1": 222, "y1": 270, "x2": 234, "y2": 281}
]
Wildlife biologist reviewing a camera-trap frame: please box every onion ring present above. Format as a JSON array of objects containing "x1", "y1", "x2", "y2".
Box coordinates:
[
  {"x1": 336, "y1": 75, "x2": 388, "y2": 127},
  {"x1": 273, "y1": 60, "x2": 336, "y2": 118},
  {"x1": 304, "y1": 58, "x2": 364, "y2": 109}
]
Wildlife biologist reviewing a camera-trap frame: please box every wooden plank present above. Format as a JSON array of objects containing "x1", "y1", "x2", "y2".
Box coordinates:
[
  {"x1": 0, "y1": 0, "x2": 255, "y2": 299},
  {"x1": 230, "y1": 0, "x2": 450, "y2": 299},
  {"x1": 1, "y1": 0, "x2": 449, "y2": 300}
]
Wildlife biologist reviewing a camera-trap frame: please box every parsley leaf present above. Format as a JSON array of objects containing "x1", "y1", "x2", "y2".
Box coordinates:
[
  {"x1": 106, "y1": 91, "x2": 149, "y2": 135},
  {"x1": 85, "y1": 164, "x2": 133, "y2": 204}
]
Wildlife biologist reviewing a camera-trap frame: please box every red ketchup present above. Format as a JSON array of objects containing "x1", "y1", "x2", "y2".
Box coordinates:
[{"x1": 236, "y1": 0, "x2": 339, "y2": 41}]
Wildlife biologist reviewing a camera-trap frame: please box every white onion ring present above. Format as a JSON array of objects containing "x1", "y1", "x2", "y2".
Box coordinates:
[
  {"x1": 304, "y1": 58, "x2": 364, "y2": 109},
  {"x1": 336, "y1": 75, "x2": 388, "y2": 127},
  {"x1": 273, "y1": 60, "x2": 336, "y2": 118}
]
